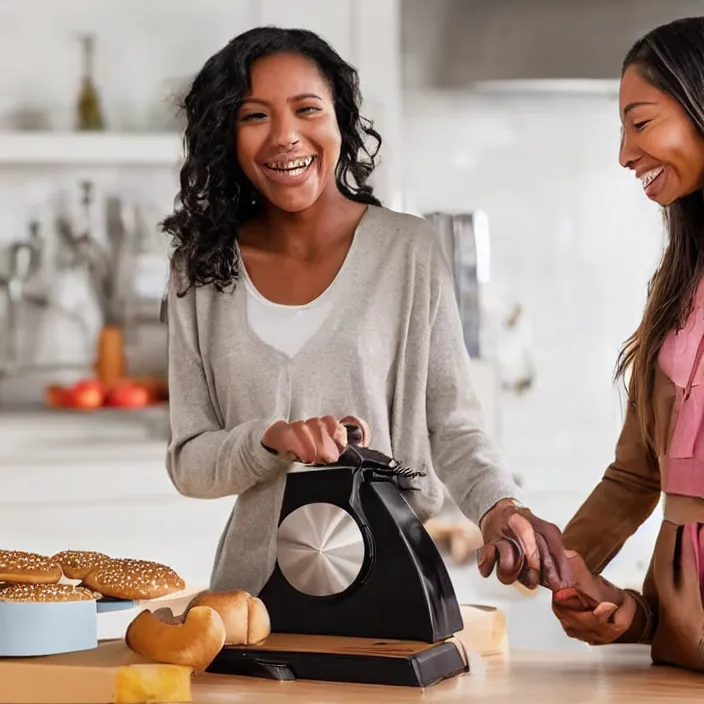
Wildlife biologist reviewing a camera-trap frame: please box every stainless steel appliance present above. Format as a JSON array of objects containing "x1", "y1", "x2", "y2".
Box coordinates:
[{"x1": 423, "y1": 211, "x2": 490, "y2": 359}]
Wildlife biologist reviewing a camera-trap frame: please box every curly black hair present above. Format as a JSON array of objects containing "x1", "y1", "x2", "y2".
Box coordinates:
[{"x1": 162, "y1": 26, "x2": 383, "y2": 294}]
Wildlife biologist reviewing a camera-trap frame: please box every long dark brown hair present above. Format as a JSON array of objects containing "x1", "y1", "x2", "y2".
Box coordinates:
[{"x1": 616, "y1": 17, "x2": 704, "y2": 447}]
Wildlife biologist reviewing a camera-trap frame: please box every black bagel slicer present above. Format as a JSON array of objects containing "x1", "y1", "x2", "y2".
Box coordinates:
[{"x1": 208, "y1": 425, "x2": 469, "y2": 687}]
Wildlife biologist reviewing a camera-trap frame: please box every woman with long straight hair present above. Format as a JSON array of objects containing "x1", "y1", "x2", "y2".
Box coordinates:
[{"x1": 551, "y1": 17, "x2": 704, "y2": 671}]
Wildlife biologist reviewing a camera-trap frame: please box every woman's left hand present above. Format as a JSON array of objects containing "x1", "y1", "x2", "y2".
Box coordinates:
[
  {"x1": 477, "y1": 499, "x2": 571, "y2": 590},
  {"x1": 551, "y1": 550, "x2": 638, "y2": 645}
]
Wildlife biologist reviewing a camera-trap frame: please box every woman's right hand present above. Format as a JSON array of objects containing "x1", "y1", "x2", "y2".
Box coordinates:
[
  {"x1": 551, "y1": 550, "x2": 638, "y2": 645},
  {"x1": 261, "y1": 415, "x2": 370, "y2": 464}
]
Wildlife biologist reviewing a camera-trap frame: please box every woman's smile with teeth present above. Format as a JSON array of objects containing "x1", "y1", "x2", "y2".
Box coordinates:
[
  {"x1": 639, "y1": 166, "x2": 664, "y2": 189},
  {"x1": 264, "y1": 156, "x2": 315, "y2": 175}
]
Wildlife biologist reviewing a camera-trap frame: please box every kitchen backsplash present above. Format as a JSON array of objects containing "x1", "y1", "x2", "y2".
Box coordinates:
[{"x1": 402, "y1": 85, "x2": 666, "y2": 567}]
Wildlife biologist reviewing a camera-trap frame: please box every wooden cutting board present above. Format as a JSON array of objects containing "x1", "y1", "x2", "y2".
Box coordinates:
[
  {"x1": 0, "y1": 604, "x2": 505, "y2": 703},
  {"x1": 0, "y1": 641, "x2": 192, "y2": 704}
]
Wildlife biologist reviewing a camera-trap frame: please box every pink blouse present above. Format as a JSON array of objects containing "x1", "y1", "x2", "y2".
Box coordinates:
[
  {"x1": 659, "y1": 281, "x2": 704, "y2": 587},
  {"x1": 659, "y1": 279, "x2": 704, "y2": 497}
]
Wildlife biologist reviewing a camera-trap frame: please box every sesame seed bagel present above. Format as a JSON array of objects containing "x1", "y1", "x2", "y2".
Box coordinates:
[
  {"x1": 51, "y1": 550, "x2": 112, "y2": 580},
  {"x1": 0, "y1": 582, "x2": 100, "y2": 602},
  {"x1": 81, "y1": 558, "x2": 185, "y2": 600},
  {"x1": 0, "y1": 550, "x2": 62, "y2": 584}
]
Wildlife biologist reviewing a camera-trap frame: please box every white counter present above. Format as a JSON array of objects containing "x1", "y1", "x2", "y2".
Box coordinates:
[{"x1": 0, "y1": 409, "x2": 232, "y2": 577}]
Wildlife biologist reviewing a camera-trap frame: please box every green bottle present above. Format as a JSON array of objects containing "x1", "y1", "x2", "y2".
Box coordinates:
[{"x1": 76, "y1": 34, "x2": 105, "y2": 131}]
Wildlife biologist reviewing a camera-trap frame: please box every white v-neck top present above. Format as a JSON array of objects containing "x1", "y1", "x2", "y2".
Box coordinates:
[{"x1": 240, "y1": 259, "x2": 337, "y2": 360}]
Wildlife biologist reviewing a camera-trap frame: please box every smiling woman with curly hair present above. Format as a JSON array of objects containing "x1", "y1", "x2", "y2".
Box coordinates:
[
  {"x1": 162, "y1": 26, "x2": 564, "y2": 601},
  {"x1": 163, "y1": 26, "x2": 381, "y2": 292}
]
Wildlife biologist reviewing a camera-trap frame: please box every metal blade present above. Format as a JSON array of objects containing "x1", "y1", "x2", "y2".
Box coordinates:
[{"x1": 276, "y1": 503, "x2": 366, "y2": 597}]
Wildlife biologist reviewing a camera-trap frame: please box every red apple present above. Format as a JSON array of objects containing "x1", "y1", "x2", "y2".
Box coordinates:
[
  {"x1": 46, "y1": 384, "x2": 69, "y2": 408},
  {"x1": 107, "y1": 382, "x2": 149, "y2": 409},
  {"x1": 70, "y1": 379, "x2": 105, "y2": 410}
]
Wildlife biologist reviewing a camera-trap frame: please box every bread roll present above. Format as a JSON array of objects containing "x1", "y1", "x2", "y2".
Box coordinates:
[
  {"x1": 125, "y1": 606, "x2": 226, "y2": 671},
  {"x1": 188, "y1": 590, "x2": 271, "y2": 645}
]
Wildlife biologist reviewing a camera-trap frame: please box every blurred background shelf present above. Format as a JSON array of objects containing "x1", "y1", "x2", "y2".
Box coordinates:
[
  {"x1": 0, "y1": 132, "x2": 182, "y2": 167},
  {"x1": 472, "y1": 79, "x2": 621, "y2": 96}
]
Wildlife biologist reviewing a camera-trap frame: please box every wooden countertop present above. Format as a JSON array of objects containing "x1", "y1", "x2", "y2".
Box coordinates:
[{"x1": 191, "y1": 646, "x2": 704, "y2": 703}]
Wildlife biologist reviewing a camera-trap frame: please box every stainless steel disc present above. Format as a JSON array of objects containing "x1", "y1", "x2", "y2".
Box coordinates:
[{"x1": 276, "y1": 502, "x2": 366, "y2": 597}]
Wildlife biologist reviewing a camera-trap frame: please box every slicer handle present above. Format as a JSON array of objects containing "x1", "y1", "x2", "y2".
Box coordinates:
[{"x1": 343, "y1": 423, "x2": 364, "y2": 446}]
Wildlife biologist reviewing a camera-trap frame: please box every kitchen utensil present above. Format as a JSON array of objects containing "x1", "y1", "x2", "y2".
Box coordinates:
[
  {"x1": 3, "y1": 221, "x2": 43, "y2": 364},
  {"x1": 54, "y1": 183, "x2": 112, "y2": 321},
  {"x1": 424, "y1": 211, "x2": 487, "y2": 358},
  {"x1": 54, "y1": 183, "x2": 141, "y2": 335},
  {"x1": 106, "y1": 196, "x2": 140, "y2": 342},
  {"x1": 208, "y1": 426, "x2": 468, "y2": 686}
]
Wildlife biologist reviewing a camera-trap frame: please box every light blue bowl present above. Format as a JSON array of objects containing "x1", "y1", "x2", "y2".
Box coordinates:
[
  {"x1": 96, "y1": 598, "x2": 135, "y2": 613},
  {"x1": 0, "y1": 599, "x2": 97, "y2": 657}
]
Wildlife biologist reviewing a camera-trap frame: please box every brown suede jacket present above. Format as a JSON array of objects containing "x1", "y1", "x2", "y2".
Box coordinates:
[{"x1": 563, "y1": 365, "x2": 704, "y2": 669}]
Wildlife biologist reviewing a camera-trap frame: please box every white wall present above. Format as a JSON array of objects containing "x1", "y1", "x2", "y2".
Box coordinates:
[{"x1": 402, "y1": 86, "x2": 665, "y2": 585}]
